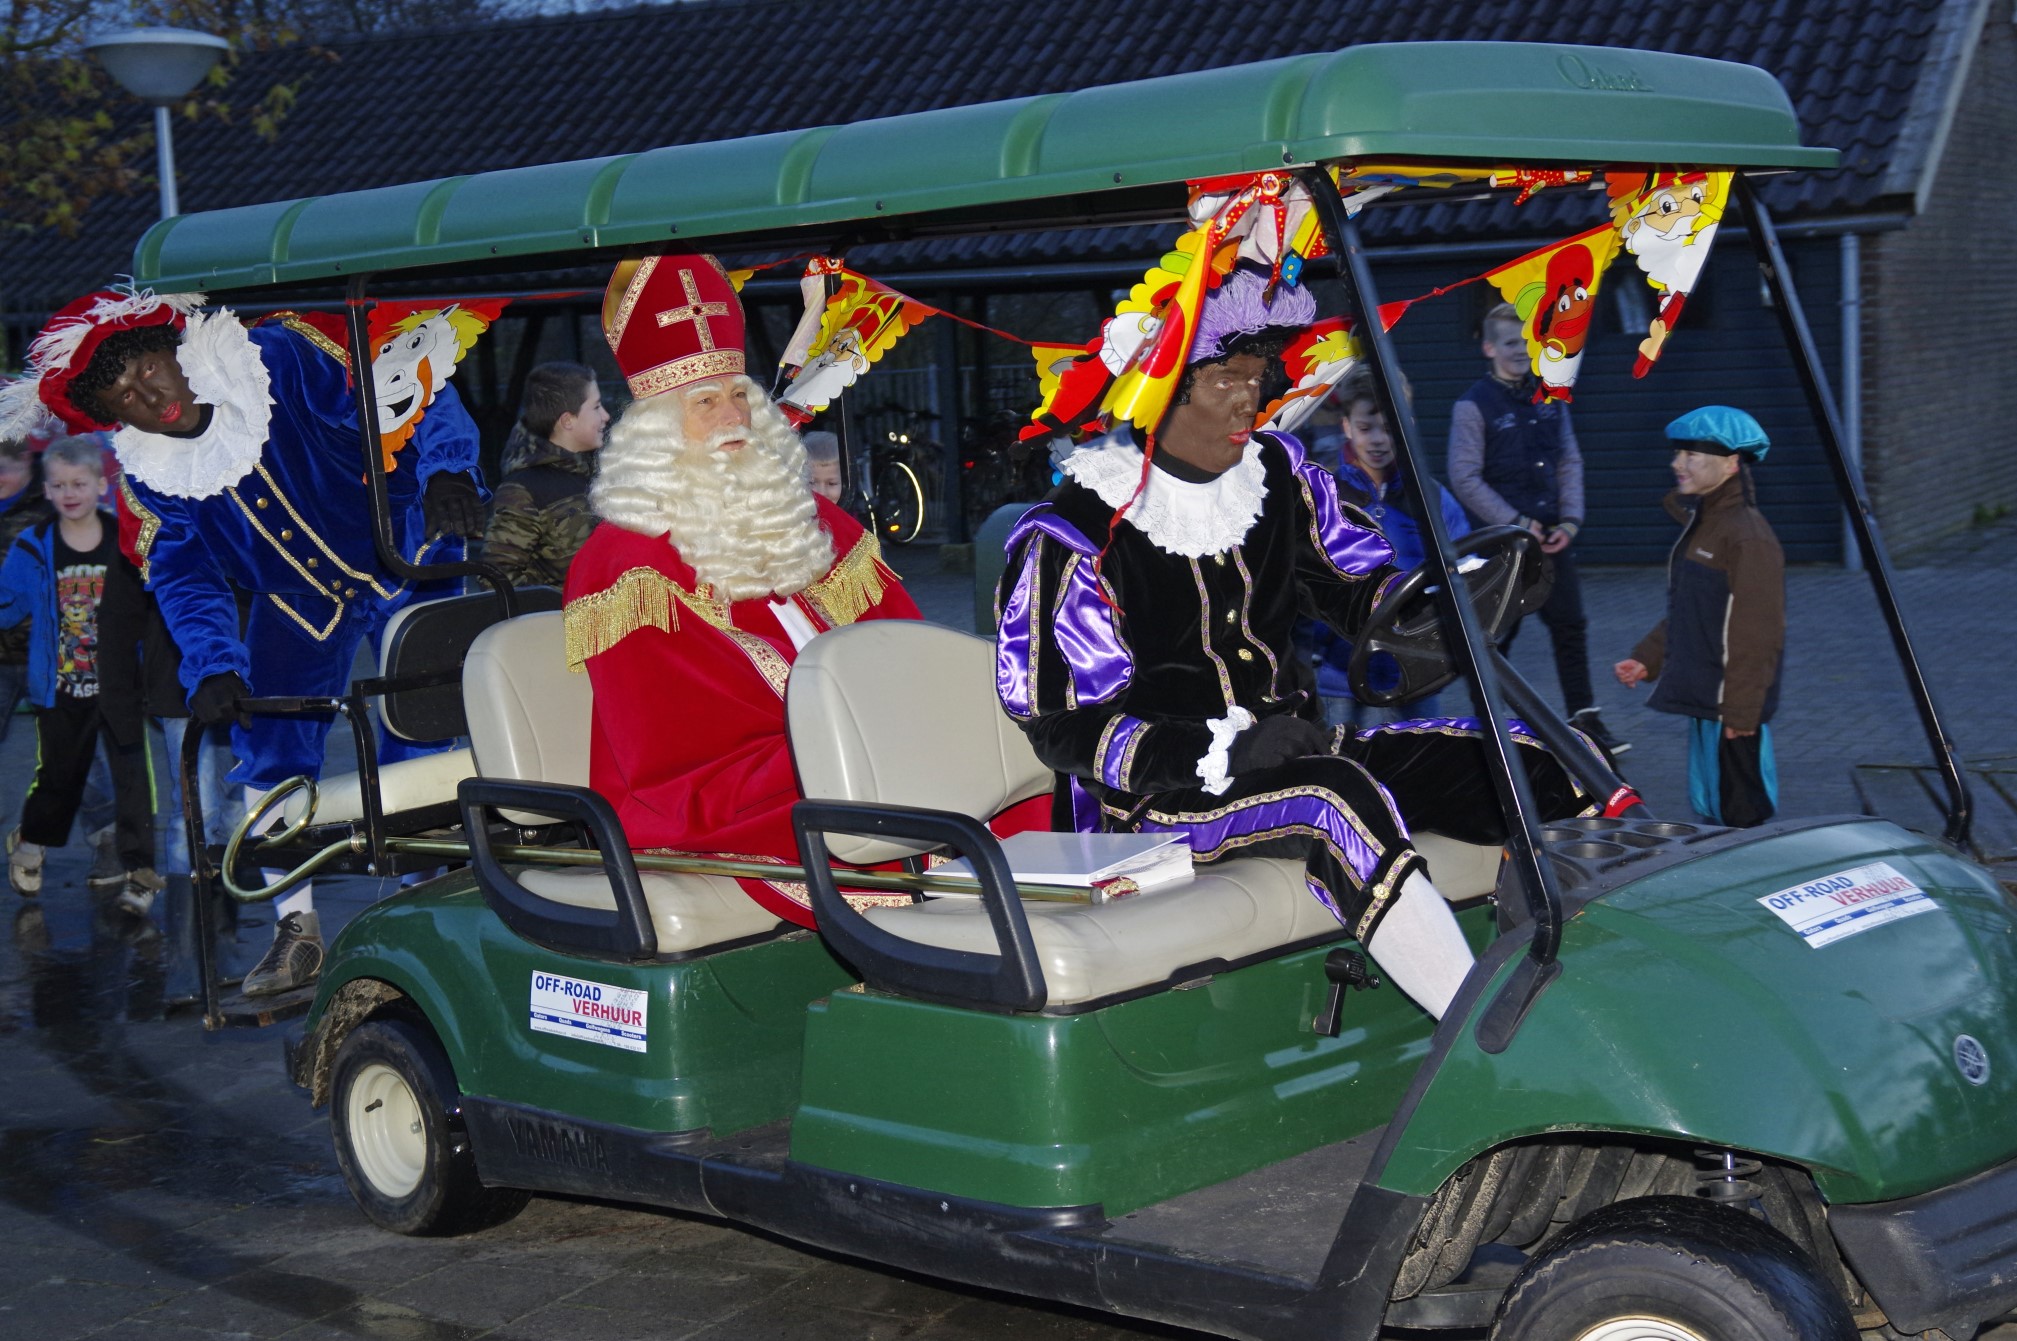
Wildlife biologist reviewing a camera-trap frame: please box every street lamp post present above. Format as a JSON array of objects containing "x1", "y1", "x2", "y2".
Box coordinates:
[{"x1": 85, "y1": 28, "x2": 230, "y2": 220}]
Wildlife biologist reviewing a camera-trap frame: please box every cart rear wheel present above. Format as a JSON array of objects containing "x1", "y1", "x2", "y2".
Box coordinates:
[
  {"x1": 330, "y1": 1017, "x2": 529, "y2": 1236},
  {"x1": 1490, "y1": 1196, "x2": 1856, "y2": 1341}
]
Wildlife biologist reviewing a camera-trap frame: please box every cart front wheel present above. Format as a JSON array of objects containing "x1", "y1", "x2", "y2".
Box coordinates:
[
  {"x1": 1491, "y1": 1196, "x2": 1856, "y2": 1341},
  {"x1": 331, "y1": 1017, "x2": 530, "y2": 1236}
]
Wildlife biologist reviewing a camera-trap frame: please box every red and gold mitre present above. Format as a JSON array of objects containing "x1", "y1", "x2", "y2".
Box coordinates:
[{"x1": 602, "y1": 254, "x2": 747, "y2": 400}]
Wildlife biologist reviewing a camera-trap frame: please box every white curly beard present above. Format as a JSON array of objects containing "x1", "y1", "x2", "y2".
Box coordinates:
[{"x1": 591, "y1": 377, "x2": 833, "y2": 601}]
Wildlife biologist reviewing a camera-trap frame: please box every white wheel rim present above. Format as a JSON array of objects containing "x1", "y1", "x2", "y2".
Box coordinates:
[
  {"x1": 346, "y1": 1061, "x2": 427, "y2": 1199},
  {"x1": 1575, "y1": 1320, "x2": 1708, "y2": 1341}
]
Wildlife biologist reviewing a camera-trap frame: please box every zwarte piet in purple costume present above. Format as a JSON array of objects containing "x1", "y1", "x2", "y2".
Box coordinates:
[{"x1": 994, "y1": 259, "x2": 1597, "y2": 1016}]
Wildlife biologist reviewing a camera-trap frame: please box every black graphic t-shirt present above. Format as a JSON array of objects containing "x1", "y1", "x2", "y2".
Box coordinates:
[{"x1": 52, "y1": 525, "x2": 113, "y2": 699}]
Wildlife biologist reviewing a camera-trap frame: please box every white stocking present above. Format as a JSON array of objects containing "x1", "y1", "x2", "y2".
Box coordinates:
[
  {"x1": 1366, "y1": 871, "x2": 1475, "y2": 1020},
  {"x1": 244, "y1": 784, "x2": 314, "y2": 920}
]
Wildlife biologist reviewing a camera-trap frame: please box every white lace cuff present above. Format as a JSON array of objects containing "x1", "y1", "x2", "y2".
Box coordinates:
[{"x1": 1197, "y1": 706, "x2": 1255, "y2": 797}]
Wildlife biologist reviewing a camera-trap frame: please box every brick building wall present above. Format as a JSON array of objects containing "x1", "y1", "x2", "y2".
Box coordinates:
[{"x1": 1863, "y1": 0, "x2": 2017, "y2": 554}]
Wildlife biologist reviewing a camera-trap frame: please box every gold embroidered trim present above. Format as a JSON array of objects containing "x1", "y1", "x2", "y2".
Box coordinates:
[
  {"x1": 1055, "y1": 552, "x2": 1082, "y2": 711},
  {"x1": 272, "y1": 313, "x2": 350, "y2": 369},
  {"x1": 228, "y1": 486, "x2": 345, "y2": 603},
  {"x1": 266, "y1": 591, "x2": 343, "y2": 641},
  {"x1": 801, "y1": 530, "x2": 899, "y2": 629},
  {"x1": 1230, "y1": 547, "x2": 1281, "y2": 697},
  {"x1": 117, "y1": 475, "x2": 162, "y2": 583},
  {"x1": 1188, "y1": 557, "x2": 1236, "y2": 713},
  {"x1": 256, "y1": 465, "x2": 394, "y2": 598},
  {"x1": 565, "y1": 567, "x2": 680, "y2": 669},
  {"x1": 564, "y1": 565, "x2": 791, "y2": 699},
  {"x1": 627, "y1": 349, "x2": 745, "y2": 400},
  {"x1": 607, "y1": 255, "x2": 658, "y2": 352},
  {"x1": 722, "y1": 624, "x2": 791, "y2": 698},
  {"x1": 1094, "y1": 715, "x2": 1124, "y2": 785},
  {"x1": 1118, "y1": 717, "x2": 1145, "y2": 791}
]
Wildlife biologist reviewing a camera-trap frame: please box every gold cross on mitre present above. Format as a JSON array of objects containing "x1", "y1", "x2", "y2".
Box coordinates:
[{"x1": 655, "y1": 269, "x2": 730, "y2": 351}]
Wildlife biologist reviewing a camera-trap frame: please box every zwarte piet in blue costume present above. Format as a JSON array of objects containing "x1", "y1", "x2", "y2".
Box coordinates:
[
  {"x1": 995, "y1": 262, "x2": 1603, "y2": 1019},
  {"x1": 3, "y1": 285, "x2": 488, "y2": 996}
]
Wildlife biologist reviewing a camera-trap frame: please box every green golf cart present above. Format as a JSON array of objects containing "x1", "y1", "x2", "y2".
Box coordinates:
[{"x1": 137, "y1": 40, "x2": 2014, "y2": 1341}]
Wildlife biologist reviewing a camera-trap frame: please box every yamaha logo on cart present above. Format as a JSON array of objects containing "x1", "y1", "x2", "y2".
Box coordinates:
[{"x1": 1955, "y1": 1035, "x2": 1990, "y2": 1086}]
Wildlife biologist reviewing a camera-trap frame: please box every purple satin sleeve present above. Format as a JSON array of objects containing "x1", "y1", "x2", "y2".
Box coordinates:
[
  {"x1": 1096, "y1": 714, "x2": 1151, "y2": 790},
  {"x1": 995, "y1": 509, "x2": 1134, "y2": 716},
  {"x1": 1271, "y1": 430, "x2": 1394, "y2": 577},
  {"x1": 996, "y1": 552, "x2": 1038, "y2": 717}
]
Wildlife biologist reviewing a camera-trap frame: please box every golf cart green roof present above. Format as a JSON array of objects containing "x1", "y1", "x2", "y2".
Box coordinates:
[{"x1": 133, "y1": 40, "x2": 1835, "y2": 294}]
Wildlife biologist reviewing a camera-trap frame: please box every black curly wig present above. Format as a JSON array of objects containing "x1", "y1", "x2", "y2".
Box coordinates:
[{"x1": 65, "y1": 325, "x2": 182, "y2": 424}]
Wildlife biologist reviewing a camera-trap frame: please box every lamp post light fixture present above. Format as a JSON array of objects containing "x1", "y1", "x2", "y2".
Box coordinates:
[{"x1": 85, "y1": 27, "x2": 231, "y2": 220}]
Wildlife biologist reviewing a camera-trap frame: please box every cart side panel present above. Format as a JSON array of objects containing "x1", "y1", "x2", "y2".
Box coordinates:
[
  {"x1": 1378, "y1": 821, "x2": 2017, "y2": 1204},
  {"x1": 791, "y1": 932, "x2": 1452, "y2": 1216},
  {"x1": 307, "y1": 882, "x2": 856, "y2": 1137}
]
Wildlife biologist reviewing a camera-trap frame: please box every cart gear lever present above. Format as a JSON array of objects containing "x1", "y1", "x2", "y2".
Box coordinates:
[{"x1": 1313, "y1": 947, "x2": 1379, "y2": 1037}]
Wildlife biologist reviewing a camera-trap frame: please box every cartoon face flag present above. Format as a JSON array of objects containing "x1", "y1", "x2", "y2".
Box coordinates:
[
  {"x1": 1608, "y1": 170, "x2": 1730, "y2": 376},
  {"x1": 367, "y1": 299, "x2": 508, "y2": 469},
  {"x1": 1259, "y1": 318, "x2": 1360, "y2": 434},
  {"x1": 776, "y1": 266, "x2": 928, "y2": 426},
  {"x1": 1484, "y1": 224, "x2": 1621, "y2": 403}
]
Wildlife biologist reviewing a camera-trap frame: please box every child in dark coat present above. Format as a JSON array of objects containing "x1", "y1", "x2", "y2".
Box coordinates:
[{"x1": 1614, "y1": 406, "x2": 1785, "y2": 827}]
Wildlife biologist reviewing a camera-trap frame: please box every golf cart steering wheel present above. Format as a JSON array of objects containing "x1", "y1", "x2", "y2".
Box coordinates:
[{"x1": 1347, "y1": 525, "x2": 1550, "y2": 707}]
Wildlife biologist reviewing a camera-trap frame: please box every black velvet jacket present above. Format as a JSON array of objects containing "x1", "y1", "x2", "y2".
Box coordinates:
[{"x1": 995, "y1": 432, "x2": 1400, "y2": 810}]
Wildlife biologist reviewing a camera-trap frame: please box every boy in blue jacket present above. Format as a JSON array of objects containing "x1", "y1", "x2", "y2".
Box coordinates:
[
  {"x1": 0, "y1": 438, "x2": 159, "y2": 913},
  {"x1": 1305, "y1": 368, "x2": 1470, "y2": 726}
]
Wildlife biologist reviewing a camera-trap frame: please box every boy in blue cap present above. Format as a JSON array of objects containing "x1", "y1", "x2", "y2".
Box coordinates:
[{"x1": 1614, "y1": 406, "x2": 1784, "y2": 826}]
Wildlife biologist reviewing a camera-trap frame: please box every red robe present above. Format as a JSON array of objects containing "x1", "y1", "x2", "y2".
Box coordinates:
[{"x1": 563, "y1": 498, "x2": 921, "y2": 926}]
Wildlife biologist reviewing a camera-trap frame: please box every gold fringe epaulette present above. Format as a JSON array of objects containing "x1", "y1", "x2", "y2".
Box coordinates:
[
  {"x1": 804, "y1": 531, "x2": 901, "y2": 629},
  {"x1": 564, "y1": 566, "x2": 737, "y2": 669}
]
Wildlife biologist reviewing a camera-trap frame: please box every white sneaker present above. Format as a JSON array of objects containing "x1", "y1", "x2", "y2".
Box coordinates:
[
  {"x1": 116, "y1": 867, "x2": 165, "y2": 918},
  {"x1": 7, "y1": 829, "x2": 42, "y2": 897}
]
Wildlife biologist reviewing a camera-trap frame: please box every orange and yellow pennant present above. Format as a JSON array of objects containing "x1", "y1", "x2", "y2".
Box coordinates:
[{"x1": 1483, "y1": 224, "x2": 1621, "y2": 403}]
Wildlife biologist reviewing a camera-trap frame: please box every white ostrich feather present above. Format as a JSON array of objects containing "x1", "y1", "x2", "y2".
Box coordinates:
[{"x1": 0, "y1": 377, "x2": 62, "y2": 442}]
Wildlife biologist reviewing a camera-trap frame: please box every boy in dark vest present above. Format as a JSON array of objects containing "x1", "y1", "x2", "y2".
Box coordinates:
[
  {"x1": 1614, "y1": 407, "x2": 1784, "y2": 827},
  {"x1": 1447, "y1": 301, "x2": 1626, "y2": 759}
]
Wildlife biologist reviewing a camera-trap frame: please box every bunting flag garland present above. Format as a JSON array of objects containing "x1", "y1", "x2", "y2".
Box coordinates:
[
  {"x1": 1488, "y1": 167, "x2": 1596, "y2": 205},
  {"x1": 1258, "y1": 317, "x2": 1360, "y2": 434},
  {"x1": 1482, "y1": 223, "x2": 1621, "y2": 403},
  {"x1": 1607, "y1": 170, "x2": 1731, "y2": 376},
  {"x1": 1024, "y1": 171, "x2": 1335, "y2": 441},
  {"x1": 776, "y1": 265, "x2": 931, "y2": 426},
  {"x1": 362, "y1": 298, "x2": 510, "y2": 471}
]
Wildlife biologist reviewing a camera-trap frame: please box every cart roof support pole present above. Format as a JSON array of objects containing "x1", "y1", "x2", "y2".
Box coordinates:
[
  {"x1": 1736, "y1": 176, "x2": 1972, "y2": 849},
  {"x1": 342, "y1": 274, "x2": 517, "y2": 619},
  {"x1": 1303, "y1": 171, "x2": 1566, "y2": 1041}
]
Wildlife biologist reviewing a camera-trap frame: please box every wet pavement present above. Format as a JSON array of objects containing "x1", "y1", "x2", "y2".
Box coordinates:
[{"x1": 2, "y1": 518, "x2": 2014, "y2": 1341}]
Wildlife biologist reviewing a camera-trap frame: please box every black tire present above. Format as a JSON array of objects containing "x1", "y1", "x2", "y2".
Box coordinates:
[
  {"x1": 1491, "y1": 1196, "x2": 1858, "y2": 1341},
  {"x1": 329, "y1": 1017, "x2": 530, "y2": 1236}
]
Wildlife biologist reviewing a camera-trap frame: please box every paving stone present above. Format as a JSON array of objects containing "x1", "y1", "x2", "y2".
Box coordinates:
[{"x1": 376, "y1": 1260, "x2": 597, "y2": 1330}]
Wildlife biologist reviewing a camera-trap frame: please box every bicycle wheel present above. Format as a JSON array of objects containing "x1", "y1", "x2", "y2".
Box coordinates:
[{"x1": 875, "y1": 459, "x2": 927, "y2": 546}]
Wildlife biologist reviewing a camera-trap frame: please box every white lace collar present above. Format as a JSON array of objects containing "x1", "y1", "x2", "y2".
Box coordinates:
[
  {"x1": 113, "y1": 310, "x2": 273, "y2": 499},
  {"x1": 1060, "y1": 430, "x2": 1267, "y2": 558}
]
